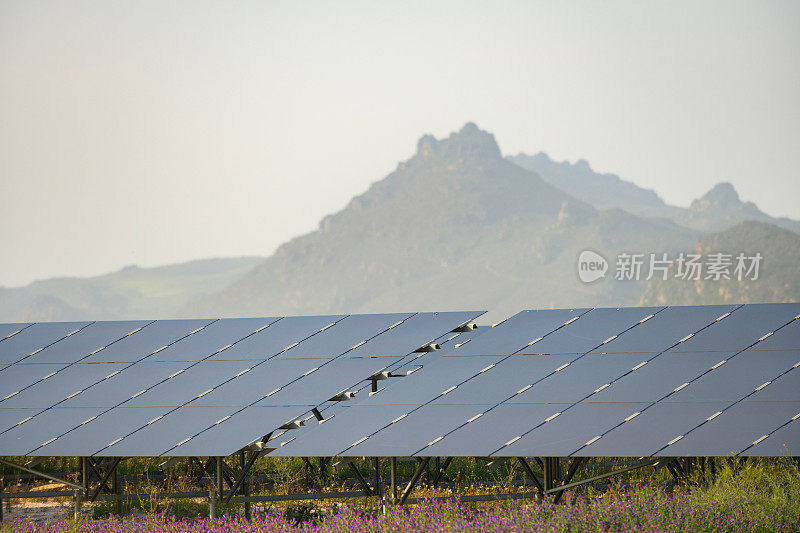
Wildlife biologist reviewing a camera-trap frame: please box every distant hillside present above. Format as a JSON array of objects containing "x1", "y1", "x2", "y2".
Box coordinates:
[
  {"x1": 511, "y1": 153, "x2": 800, "y2": 235},
  {"x1": 641, "y1": 221, "x2": 800, "y2": 305},
  {"x1": 187, "y1": 124, "x2": 698, "y2": 322},
  {"x1": 0, "y1": 256, "x2": 263, "y2": 321}
]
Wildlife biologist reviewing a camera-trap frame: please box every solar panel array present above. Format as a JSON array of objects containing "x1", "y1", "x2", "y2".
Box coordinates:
[
  {"x1": 0, "y1": 312, "x2": 483, "y2": 457},
  {"x1": 271, "y1": 303, "x2": 800, "y2": 458}
]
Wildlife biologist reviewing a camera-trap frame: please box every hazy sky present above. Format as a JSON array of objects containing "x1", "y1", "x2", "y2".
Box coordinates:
[{"x1": 1, "y1": 1, "x2": 798, "y2": 287}]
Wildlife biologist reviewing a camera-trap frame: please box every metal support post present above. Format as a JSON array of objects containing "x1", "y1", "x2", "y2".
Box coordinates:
[
  {"x1": 73, "y1": 490, "x2": 82, "y2": 520},
  {"x1": 373, "y1": 458, "x2": 381, "y2": 497},
  {"x1": 432, "y1": 457, "x2": 453, "y2": 488},
  {"x1": 209, "y1": 490, "x2": 216, "y2": 519},
  {"x1": 348, "y1": 462, "x2": 374, "y2": 496},
  {"x1": 1, "y1": 479, "x2": 4, "y2": 523},
  {"x1": 390, "y1": 457, "x2": 397, "y2": 504},
  {"x1": 399, "y1": 457, "x2": 430, "y2": 505},
  {"x1": 515, "y1": 457, "x2": 544, "y2": 497},
  {"x1": 112, "y1": 458, "x2": 122, "y2": 516},
  {"x1": 81, "y1": 457, "x2": 89, "y2": 495},
  {"x1": 240, "y1": 451, "x2": 250, "y2": 520},
  {"x1": 216, "y1": 457, "x2": 224, "y2": 499}
]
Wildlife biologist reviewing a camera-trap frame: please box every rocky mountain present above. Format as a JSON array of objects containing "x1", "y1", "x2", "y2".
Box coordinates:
[
  {"x1": 511, "y1": 153, "x2": 800, "y2": 235},
  {"x1": 186, "y1": 124, "x2": 698, "y2": 322},
  {"x1": 0, "y1": 256, "x2": 263, "y2": 322},
  {"x1": 641, "y1": 221, "x2": 800, "y2": 306}
]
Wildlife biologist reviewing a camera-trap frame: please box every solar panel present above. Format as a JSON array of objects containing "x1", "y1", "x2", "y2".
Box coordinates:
[
  {"x1": 0, "y1": 407, "x2": 105, "y2": 455},
  {"x1": 365, "y1": 355, "x2": 507, "y2": 406},
  {"x1": 672, "y1": 303, "x2": 800, "y2": 352},
  {"x1": 33, "y1": 406, "x2": 169, "y2": 456},
  {"x1": 574, "y1": 401, "x2": 732, "y2": 457},
  {"x1": 741, "y1": 366, "x2": 800, "y2": 401},
  {"x1": 428, "y1": 355, "x2": 574, "y2": 405},
  {"x1": 344, "y1": 311, "x2": 483, "y2": 358},
  {"x1": 668, "y1": 349, "x2": 799, "y2": 402},
  {"x1": 255, "y1": 357, "x2": 392, "y2": 406},
  {"x1": 660, "y1": 401, "x2": 800, "y2": 457},
  {"x1": 22, "y1": 321, "x2": 153, "y2": 364},
  {"x1": 82, "y1": 319, "x2": 216, "y2": 362},
  {"x1": 742, "y1": 417, "x2": 800, "y2": 456},
  {"x1": 59, "y1": 362, "x2": 190, "y2": 407},
  {"x1": 0, "y1": 364, "x2": 67, "y2": 406},
  {"x1": 449, "y1": 309, "x2": 589, "y2": 356},
  {"x1": 0, "y1": 322, "x2": 92, "y2": 364},
  {"x1": 144, "y1": 318, "x2": 281, "y2": 361},
  {"x1": 507, "y1": 354, "x2": 649, "y2": 404},
  {"x1": 189, "y1": 359, "x2": 324, "y2": 407},
  {"x1": 497, "y1": 402, "x2": 650, "y2": 457},
  {"x1": 520, "y1": 307, "x2": 663, "y2": 355},
  {"x1": 124, "y1": 361, "x2": 255, "y2": 407},
  {"x1": 0, "y1": 363, "x2": 126, "y2": 408},
  {"x1": 94, "y1": 406, "x2": 236, "y2": 456},
  {"x1": 203, "y1": 315, "x2": 346, "y2": 361},
  {"x1": 160, "y1": 406, "x2": 309, "y2": 457},
  {"x1": 272, "y1": 313, "x2": 414, "y2": 359},
  {"x1": 423, "y1": 404, "x2": 571, "y2": 457},
  {"x1": 270, "y1": 405, "x2": 411, "y2": 457},
  {"x1": 748, "y1": 319, "x2": 800, "y2": 351},
  {"x1": 591, "y1": 305, "x2": 739, "y2": 354},
  {"x1": 588, "y1": 352, "x2": 735, "y2": 403},
  {"x1": 344, "y1": 404, "x2": 482, "y2": 457},
  {"x1": 0, "y1": 408, "x2": 41, "y2": 436},
  {"x1": 0, "y1": 323, "x2": 31, "y2": 342}
]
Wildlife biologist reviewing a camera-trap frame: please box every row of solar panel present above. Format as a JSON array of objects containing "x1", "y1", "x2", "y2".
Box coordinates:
[
  {"x1": 271, "y1": 303, "x2": 800, "y2": 458},
  {"x1": 0, "y1": 312, "x2": 484, "y2": 457}
]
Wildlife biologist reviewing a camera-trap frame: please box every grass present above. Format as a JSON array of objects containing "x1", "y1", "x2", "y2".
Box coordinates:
[{"x1": 1, "y1": 458, "x2": 799, "y2": 532}]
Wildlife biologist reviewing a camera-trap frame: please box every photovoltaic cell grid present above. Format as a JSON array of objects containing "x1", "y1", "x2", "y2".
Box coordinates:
[
  {"x1": 0, "y1": 311, "x2": 482, "y2": 457},
  {"x1": 272, "y1": 303, "x2": 800, "y2": 458}
]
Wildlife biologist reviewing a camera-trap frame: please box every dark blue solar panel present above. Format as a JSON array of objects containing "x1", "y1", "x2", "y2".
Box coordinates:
[
  {"x1": 82, "y1": 319, "x2": 216, "y2": 362},
  {"x1": 743, "y1": 366, "x2": 800, "y2": 401},
  {"x1": 0, "y1": 364, "x2": 67, "y2": 404},
  {"x1": 34, "y1": 407, "x2": 169, "y2": 456},
  {"x1": 0, "y1": 363, "x2": 126, "y2": 408},
  {"x1": 273, "y1": 313, "x2": 414, "y2": 359},
  {"x1": 145, "y1": 318, "x2": 280, "y2": 361},
  {"x1": 344, "y1": 404, "x2": 481, "y2": 457},
  {"x1": 190, "y1": 359, "x2": 319, "y2": 407},
  {"x1": 661, "y1": 401, "x2": 800, "y2": 456},
  {"x1": 346, "y1": 311, "x2": 484, "y2": 357},
  {"x1": 672, "y1": 303, "x2": 800, "y2": 353},
  {"x1": 124, "y1": 361, "x2": 255, "y2": 407},
  {"x1": 0, "y1": 408, "x2": 41, "y2": 434},
  {"x1": 0, "y1": 324, "x2": 31, "y2": 341},
  {"x1": 0, "y1": 322, "x2": 91, "y2": 364},
  {"x1": 270, "y1": 405, "x2": 411, "y2": 457},
  {"x1": 450, "y1": 309, "x2": 590, "y2": 356},
  {"x1": 508, "y1": 354, "x2": 648, "y2": 404},
  {"x1": 429, "y1": 355, "x2": 574, "y2": 405},
  {"x1": 742, "y1": 418, "x2": 800, "y2": 456},
  {"x1": 161, "y1": 406, "x2": 306, "y2": 456},
  {"x1": 520, "y1": 307, "x2": 663, "y2": 355},
  {"x1": 363, "y1": 355, "x2": 506, "y2": 406},
  {"x1": 589, "y1": 352, "x2": 734, "y2": 403},
  {"x1": 592, "y1": 305, "x2": 738, "y2": 354},
  {"x1": 203, "y1": 315, "x2": 345, "y2": 361},
  {"x1": 22, "y1": 321, "x2": 152, "y2": 364},
  {"x1": 749, "y1": 319, "x2": 800, "y2": 351},
  {"x1": 94, "y1": 406, "x2": 235, "y2": 456},
  {"x1": 497, "y1": 402, "x2": 650, "y2": 457},
  {"x1": 59, "y1": 362, "x2": 189, "y2": 407},
  {"x1": 0, "y1": 407, "x2": 105, "y2": 455},
  {"x1": 669, "y1": 350, "x2": 799, "y2": 402},
  {"x1": 256, "y1": 357, "x2": 393, "y2": 405},
  {"x1": 576, "y1": 401, "x2": 732, "y2": 457},
  {"x1": 423, "y1": 404, "x2": 571, "y2": 457}
]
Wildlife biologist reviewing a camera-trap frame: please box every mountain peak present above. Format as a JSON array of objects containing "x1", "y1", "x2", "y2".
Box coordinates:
[
  {"x1": 691, "y1": 182, "x2": 742, "y2": 212},
  {"x1": 416, "y1": 123, "x2": 501, "y2": 160}
]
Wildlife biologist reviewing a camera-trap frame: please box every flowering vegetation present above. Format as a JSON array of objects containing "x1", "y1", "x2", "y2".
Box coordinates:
[{"x1": 2, "y1": 462, "x2": 798, "y2": 532}]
